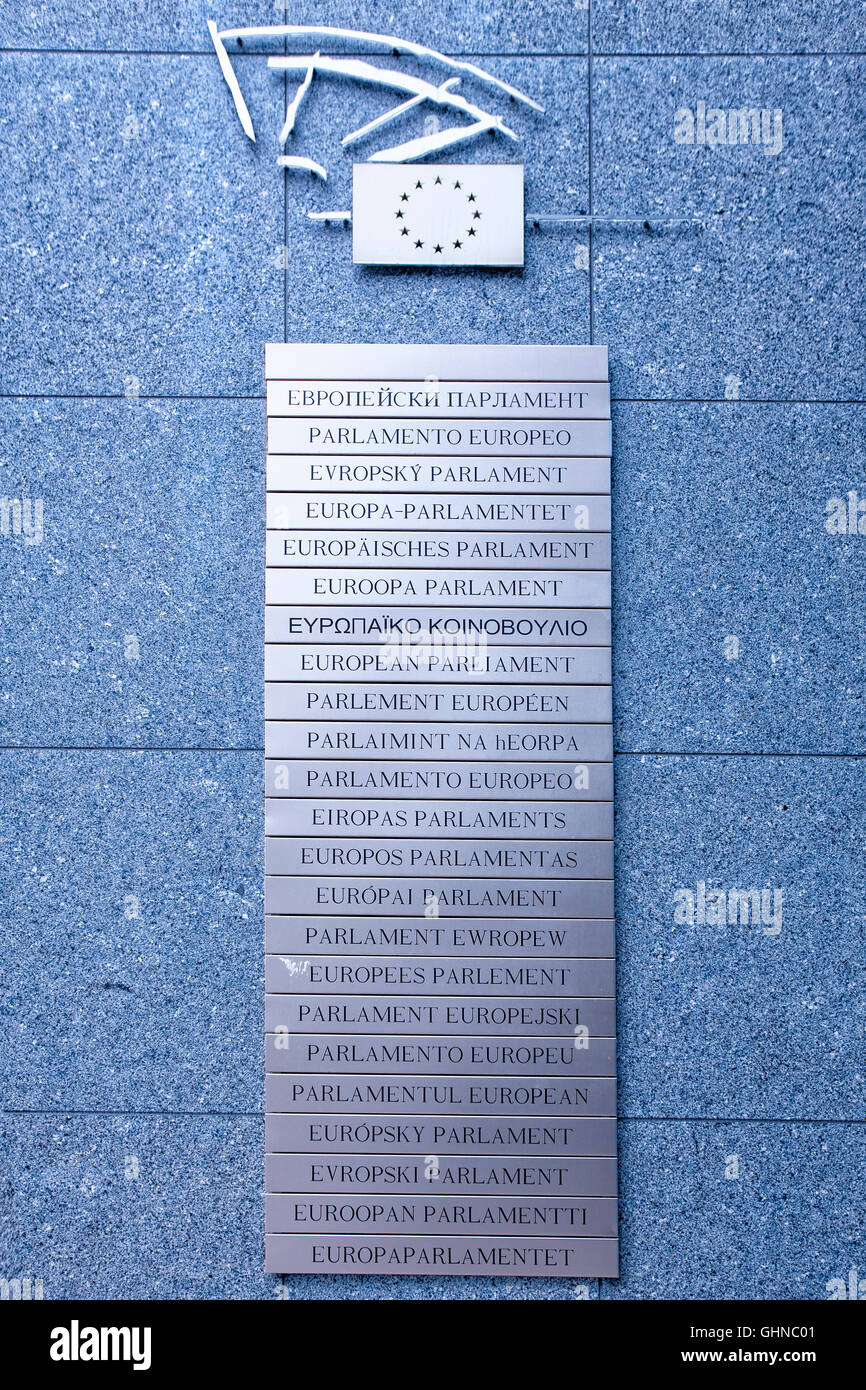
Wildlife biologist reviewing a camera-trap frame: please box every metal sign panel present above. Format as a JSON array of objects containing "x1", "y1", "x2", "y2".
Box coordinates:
[
  {"x1": 265, "y1": 344, "x2": 609, "y2": 380},
  {"x1": 263, "y1": 606, "x2": 613, "y2": 644},
  {"x1": 264, "y1": 916, "x2": 616, "y2": 957},
  {"x1": 267, "y1": 415, "x2": 612, "y2": 456},
  {"x1": 265, "y1": 341, "x2": 615, "y2": 1278},
  {"x1": 264, "y1": 760, "x2": 615, "y2": 799},
  {"x1": 265, "y1": 568, "x2": 611, "y2": 607},
  {"x1": 266, "y1": 455, "x2": 611, "y2": 494},
  {"x1": 352, "y1": 163, "x2": 525, "y2": 267},
  {"x1": 264, "y1": 874, "x2": 615, "y2": 917},
  {"x1": 264, "y1": 720, "x2": 614, "y2": 760},
  {"x1": 265, "y1": 493, "x2": 612, "y2": 530}
]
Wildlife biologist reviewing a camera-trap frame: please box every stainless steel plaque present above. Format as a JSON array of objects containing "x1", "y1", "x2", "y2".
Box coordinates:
[
  {"x1": 264, "y1": 608, "x2": 612, "y2": 645},
  {"x1": 265, "y1": 531, "x2": 611, "y2": 570},
  {"x1": 264, "y1": 838, "x2": 614, "y2": 877},
  {"x1": 263, "y1": 800, "x2": 615, "y2": 842},
  {"x1": 264, "y1": 799, "x2": 613, "y2": 839},
  {"x1": 264, "y1": 916, "x2": 616, "y2": 957},
  {"x1": 266, "y1": 568, "x2": 611, "y2": 607},
  {"x1": 264, "y1": 761, "x2": 615, "y2": 801},
  {"x1": 265, "y1": 493, "x2": 612, "y2": 532},
  {"x1": 265, "y1": 343, "x2": 610, "y2": 382},
  {"x1": 265, "y1": 1113, "x2": 617, "y2": 1156},
  {"x1": 267, "y1": 381, "x2": 611, "y2": 421},
  {"x1": 265, "y1": 954, "x2": 614, "y2": 996},
  {"x1": 264, "y1": 1000, "x2": 616, "y2": 1038},
  {"x1": 265, "y1": 1154, "x2": 618, "y2": 1197},
  {"x1": 264, "y1": 684, "x2": 613, "y2": 722},
  {"x1": 264, "y1": 875, "x2": 615, "y2": 917},
  {"x1": 265, "y1": 1235, "x2": 618, "y2": 1277},
  {"x1": 265, "y1": 341, "x2": 616, "y2": 1279},
  {"x1": 264, "y1": 1032, "x2": 615, "y2": 1071},
  {"x1": 268, "y1": 416, "x2": 612, "y2": 457},
  {"x1": 265, "y1": 1075, "x2": 616, "y2": 1115},
  {"x1": 264, "y1": 722, "x2": 614, "y2": 761},
  {"x1": 264, "y1": 646, "x2": 612, "y2": 684},
  {"x1": 266, "y1": 455, "x2": 612, "y2": 494},
  {"x1": 266, "y1": 1194, "x2": 617, "y2": 1236}
]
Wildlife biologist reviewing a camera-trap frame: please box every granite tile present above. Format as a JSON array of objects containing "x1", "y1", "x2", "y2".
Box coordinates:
[
  {"x1": 0, "y1": 397, "x2": 263, "y2": 749},
  {"x1": 601, "y1": 1120, "x2": 863, "y2": 1300},
  {"x1": 0, "y1": 2, "x2": 588, "y2": 56},
  {"x1": 592, "y1": 1, "x2": 866, "y2": 56},
  {"x1": 611, "y1": 402, "x2": 866, "y2": 753},
  {"x1": 0, "y1": 750, "x2": 263, "y2": 1111},
  {"x1": 592, "y1": 58, "x2": 864, "y2": 400},
  {"x1": 0, "y1": 53, "x2": 283, "y2": 396},
  {"x1": 614, "y1": 754, "x2": 866, "y2": 1119},
  {"x1": 0, "y1": 1112, "x2": 269, "y2": 1300}
]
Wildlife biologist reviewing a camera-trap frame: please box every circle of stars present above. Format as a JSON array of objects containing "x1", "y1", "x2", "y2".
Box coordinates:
[{"x1": 394, "y1": 176, "x2": 482, "y2": 255}]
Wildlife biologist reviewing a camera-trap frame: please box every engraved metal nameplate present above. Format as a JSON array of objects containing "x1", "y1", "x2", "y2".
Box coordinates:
[{"x1": 266, "y1": 455, "x2": 611, "y2": 494}]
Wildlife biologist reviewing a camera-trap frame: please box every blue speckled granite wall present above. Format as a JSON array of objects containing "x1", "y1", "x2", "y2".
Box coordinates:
[{"x1": 0, "y1": 1, "x2": 862, "y2": 1300}]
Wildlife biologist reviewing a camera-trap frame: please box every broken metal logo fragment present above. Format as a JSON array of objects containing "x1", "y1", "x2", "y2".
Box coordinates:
[{"x1": 206, "y1": 19, "x2": 543, "y2": 179}]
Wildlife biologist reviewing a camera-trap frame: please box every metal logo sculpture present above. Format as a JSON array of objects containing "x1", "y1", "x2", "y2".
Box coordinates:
[
  {"x1": 207, "y1": 20, "x2": 540, "y2": 265},
  {"x1": 210, "y1": 22, "x2": 701, "y2": 265}
]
